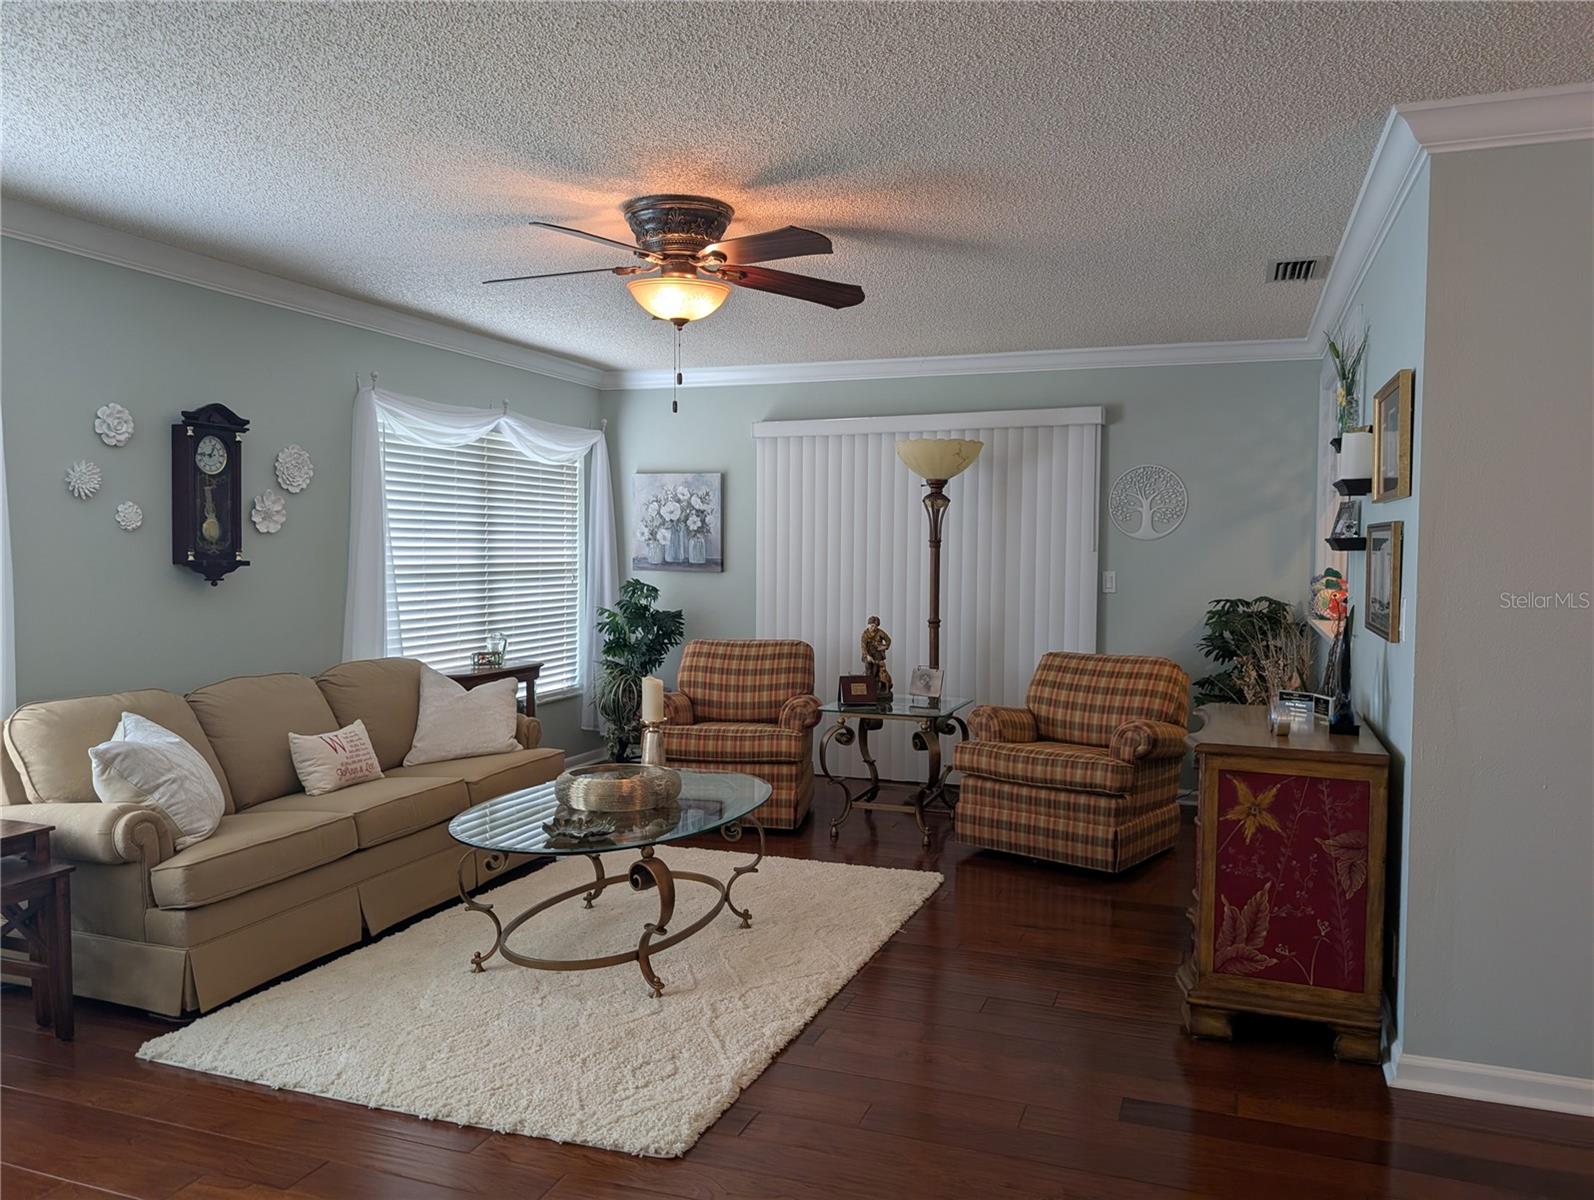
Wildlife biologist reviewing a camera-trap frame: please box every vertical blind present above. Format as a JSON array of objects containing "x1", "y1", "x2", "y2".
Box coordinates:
[
  {"x1": 378, "y1": 420, "x2": 582, "y2": 690},
  {"x1": 754, "y1": 408, "x2": 1102, "y2": 782}
]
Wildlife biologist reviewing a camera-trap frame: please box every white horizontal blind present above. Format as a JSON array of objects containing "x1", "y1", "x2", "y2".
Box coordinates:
[
  {"x1": 755, "y1": 409, "x2": 1101, "y2": 781},
  {"x1": 379, "y1": 420, "x2": 582, "y2": 690}
]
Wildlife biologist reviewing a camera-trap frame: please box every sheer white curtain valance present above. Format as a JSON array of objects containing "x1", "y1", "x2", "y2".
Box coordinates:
[{"x1": 343, "y1": 383, "x2": 618, "y2": 731}]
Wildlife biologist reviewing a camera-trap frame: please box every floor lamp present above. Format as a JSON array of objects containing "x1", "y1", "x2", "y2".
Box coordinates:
[{"x1": 894, "y1": 438, "x2": 984, "y2": 671}]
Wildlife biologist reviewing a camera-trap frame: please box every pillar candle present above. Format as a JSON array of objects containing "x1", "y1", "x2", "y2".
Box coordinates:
[{"x1": 641, "y1": 676, "x2": 664, "y2": 724}]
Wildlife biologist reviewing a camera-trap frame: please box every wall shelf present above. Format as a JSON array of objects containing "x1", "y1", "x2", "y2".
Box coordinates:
[
  {"x1": 1326, "y1": 535, "x2": 1367, "y2": 551},
  {"x1": 1334, "y1": 477, "x2": 1372, "y2": 496}
]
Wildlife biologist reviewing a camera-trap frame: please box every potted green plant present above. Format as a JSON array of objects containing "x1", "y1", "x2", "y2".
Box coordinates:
[
  {"x1": 595, "y1": 578, "x2": 685, "y2": 761},
  {"x1": 1193, "y1": 596, "x2": 1313, "y2": 706}
]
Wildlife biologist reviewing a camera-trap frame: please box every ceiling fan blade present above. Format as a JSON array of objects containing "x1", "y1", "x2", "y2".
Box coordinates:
[
  {"x1": 721, "y1": 264, "x2": 864, "y2": 309},
  {"x1": 482, "y1": 265, "x2": 639, "y2": 284},
  {"x1": 529, "y1": 221, "x2": 654, "y2": 258},
  {"x1": 701, "y1": 225, "x2": 832, "y2": 264}
]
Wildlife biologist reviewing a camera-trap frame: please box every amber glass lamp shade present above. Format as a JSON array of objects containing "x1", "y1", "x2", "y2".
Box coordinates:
[
  {"x1": 895, "y1": 438, "x2": 984, "y2": 482},
  {"x1": 626, "y1": 274, "x2": 732, "y2": 324}
]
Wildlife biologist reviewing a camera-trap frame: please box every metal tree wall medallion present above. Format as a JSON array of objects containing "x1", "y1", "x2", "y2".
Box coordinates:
[{"x1": 1109, "y1": 464, "x2": 1187, "y2": 540}]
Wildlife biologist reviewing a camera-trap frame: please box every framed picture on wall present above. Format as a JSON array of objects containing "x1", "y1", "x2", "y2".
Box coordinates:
[
  {"x1": 1364, "y1": 521, "x2": 1404, "y2": 642},
  {"x1": 1372, "y1": 369, "x2": 1414, "y2": 502},
  {"x1": 632, "y1": 472, "x2": 723, "y2": 572}
]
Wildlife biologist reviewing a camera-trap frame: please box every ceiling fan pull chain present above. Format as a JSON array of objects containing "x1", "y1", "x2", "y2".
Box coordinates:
[{"x1": 672, "y1": 323, "x2": 682, "y2": 413}]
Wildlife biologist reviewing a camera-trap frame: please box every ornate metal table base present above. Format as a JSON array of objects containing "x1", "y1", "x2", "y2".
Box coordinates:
[
  {"x1": 455, "y1": 817, "x2": 763, "y2": 998},
  {"x1": 822, "y1": 712, "x2": 969, "y2": 846}
]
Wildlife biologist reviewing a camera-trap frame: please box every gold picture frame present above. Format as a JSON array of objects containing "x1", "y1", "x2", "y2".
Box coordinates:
[
  {"x1": 1372, "y1": 369, "x2": 1414, "y2": 502},
  {"x1": 1364, "y1": 521, "x2": 1403, "y2": 642}
]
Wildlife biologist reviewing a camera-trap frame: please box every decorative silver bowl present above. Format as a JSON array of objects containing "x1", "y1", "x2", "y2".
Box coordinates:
[{"x1": 555, "y1": 764, "x2": 683, "y2": 812}]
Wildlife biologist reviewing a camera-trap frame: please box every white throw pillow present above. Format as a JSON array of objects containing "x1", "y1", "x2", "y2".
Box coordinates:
[
  {"x1": 89, "y1": 713, "x2": 226, "y2": 850},
  {"x1": 289, "y1": 719, "x2": 384, "y2": 796},
  {"x1": 403, "y1": 667, "x2": 520, "y2": 766}
]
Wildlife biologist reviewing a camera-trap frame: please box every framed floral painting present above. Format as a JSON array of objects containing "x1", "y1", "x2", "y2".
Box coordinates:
[{"x1": 632, "y1": 472, "x2": 723, "y2": 572}]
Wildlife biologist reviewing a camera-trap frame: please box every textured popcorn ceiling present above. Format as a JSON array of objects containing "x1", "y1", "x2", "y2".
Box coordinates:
[{"x1": 2, "y1": 2, "x2": 1590, "y2": 372}]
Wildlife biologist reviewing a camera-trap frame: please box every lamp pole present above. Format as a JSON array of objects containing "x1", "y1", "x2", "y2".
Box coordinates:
[{"x1": 922, "y1": 479, "x2": 950, "y2": 671}]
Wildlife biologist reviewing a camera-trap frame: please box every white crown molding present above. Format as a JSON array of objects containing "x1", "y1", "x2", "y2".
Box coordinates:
[
  {"x1": 1388, "y1": 1052, "x2": 1594, "y2": 1118},
  {"x1": 1306, "y1": 108, "x2": 1427, "y2": 345},
  {"x1": 605, "y1": 338, "x2": 1317, "y2": 391},
  {"x1": 1399, "y1": 82, "x2": 1594, "y2": 154},
  {"x1": 0, "y1": 199, "x2": 607, "y2": 390},
  {"x1": 752, "y1": 405, "x2": 1103, "y2": 439},
  {"x1": 1308, "y1": 82, "x2": 1594, "y2": 343}
]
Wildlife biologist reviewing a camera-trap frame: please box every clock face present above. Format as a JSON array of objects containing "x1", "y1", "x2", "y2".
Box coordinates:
[{"x1": 195, "y1": 434, "x2": 229, "y2": 476}]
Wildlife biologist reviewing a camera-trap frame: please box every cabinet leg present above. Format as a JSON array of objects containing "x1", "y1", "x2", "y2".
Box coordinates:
[
  {"x1": 1332, "y1": 1026, "x2": 1382, "y2": 1064},
  {"x1": 1183, "y1": 1001, "x2": 1233, "y2": 1041}
]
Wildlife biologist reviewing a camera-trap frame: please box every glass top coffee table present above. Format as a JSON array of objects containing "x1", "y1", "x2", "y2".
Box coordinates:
[{"x1": 448, "y1": 769, "x2": 769, "y2": 997}]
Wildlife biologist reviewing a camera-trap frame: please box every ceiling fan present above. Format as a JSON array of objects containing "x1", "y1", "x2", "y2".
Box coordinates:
[{"x1": 484, "y1": 194, "x2": 865, "y2": 326}]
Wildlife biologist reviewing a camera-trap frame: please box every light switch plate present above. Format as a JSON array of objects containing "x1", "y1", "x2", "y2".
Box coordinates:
[{"x1": 1102, "y1": 570, "x2": 1117, "y2": 594}]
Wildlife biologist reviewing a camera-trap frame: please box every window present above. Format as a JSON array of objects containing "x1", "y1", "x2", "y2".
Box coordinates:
[{"x1": 378, "y1": 422, "x2": 582, "y2": 692}]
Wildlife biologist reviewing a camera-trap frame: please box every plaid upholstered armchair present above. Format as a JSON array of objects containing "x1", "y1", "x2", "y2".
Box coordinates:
[
  {"x1": 953, "y1": 652, "x2": 1190, "y2": 872},
  {"x1": 662, "y1": 640, "x2": 822, "y2": 830}
]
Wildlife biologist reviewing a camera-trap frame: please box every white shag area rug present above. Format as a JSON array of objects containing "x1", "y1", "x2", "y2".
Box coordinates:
[{"x1": 138, "y1": 847, "x2": 942, "y2": 1157}]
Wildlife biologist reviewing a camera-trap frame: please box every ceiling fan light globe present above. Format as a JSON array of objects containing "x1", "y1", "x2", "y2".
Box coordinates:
[{"x1": 626, "y1": 275, "x2": 731, "y2": 323}]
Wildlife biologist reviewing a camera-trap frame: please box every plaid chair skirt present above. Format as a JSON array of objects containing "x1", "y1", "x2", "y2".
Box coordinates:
[
  {"x1": 955, "y1": 775, "x2": 1180, "y2": 873},
  {"x1": 665, "y1": 758, "x2": 814, "y2": 831}
]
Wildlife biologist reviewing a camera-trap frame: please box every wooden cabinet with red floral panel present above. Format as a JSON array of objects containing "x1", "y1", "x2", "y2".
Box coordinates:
[{"x1": 1177, "y1": 704, "x2": 1390, "y2": 1063}]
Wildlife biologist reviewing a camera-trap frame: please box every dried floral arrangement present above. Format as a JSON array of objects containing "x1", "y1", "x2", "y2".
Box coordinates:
[{"x1": 1327, "y1": 324, "x2": 1368, "y2": 434}]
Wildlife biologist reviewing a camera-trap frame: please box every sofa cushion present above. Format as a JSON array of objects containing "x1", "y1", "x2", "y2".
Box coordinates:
[
  {"x1": 955, "y1": 740, "x2": 1132, "y2": 794},
  {"x1": 662, "y1": 721, "x2": 807, "y2": 764},
  {"x1": 1025, "y1": 652, "x2": 1189, "y2": 747},
  {"x1": 255, "y1": 775, "x2": 471, "y2": 849},
  {"x1": 3, "y1": 688, "x2": 235, "y2": 812},
  {"x1": 187, "y1": 674, "x2": 340, "y2": 810},
  {"x1": 387, "y1": 747, "x2": 563, "y2": 805},
  {"x1": 315, "y1": 658, "x2": 423, "y2": 771},
  {"x1": 149, "y1": 809, "x2": 357, "y2": 909}
]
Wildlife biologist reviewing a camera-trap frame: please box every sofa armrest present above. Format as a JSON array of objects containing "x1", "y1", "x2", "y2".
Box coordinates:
[
  {"x1": 515, "y1": 714, "x2": 543, "y2": 749},
  {"x1": 779, "y1": 694, "x2": 822, "y2": 733},
  {"x1": 1110, "y1": 719, "x2": 1190, "y2": 763},
  {"x1": 663, "y1": 692, "x2": 694, "y2": 726},
  {"x1": 11, "y1": 802, "x2": 177, "y2": 865},
  {"x1": 968, "y1": 705, "x2": 1039, "y2": 744}
]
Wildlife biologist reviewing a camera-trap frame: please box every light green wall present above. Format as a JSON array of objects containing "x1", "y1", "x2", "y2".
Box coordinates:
[
  {"x1": 1405, "y1": 141, "x2": 1593, "y2": 1080},
  {"x1": 599, "y1": 359, "x2": 1319, "y2": 688},
  {"x1": 1, "y1": 237, "x2": 604, "y2": 756},
  {"x1": 1325, "y1": 163, "x2": 1429, "y2": 1046}
]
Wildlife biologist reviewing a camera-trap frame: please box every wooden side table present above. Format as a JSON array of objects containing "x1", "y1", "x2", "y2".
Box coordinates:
[
  {"x1": 447, "y1": 659, "x2": 544, "y2": 716},
  {"x1": 1, "y1": 819, "x2": 75, "y2": 1041},
  {"x1": 1177, "y1": 704, "x2": 1389, "y2": 1063}
]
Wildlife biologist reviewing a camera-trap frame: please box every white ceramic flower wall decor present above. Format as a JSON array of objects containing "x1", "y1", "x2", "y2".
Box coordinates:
[
  {"x1": 251, "y1": 487, "x2": 287, "y2": 533},
  {"x1": 94, "y1": 403, "x2": 135, "y2": 446},
  {"x1": 274, "y1": 444, "x2": 313, "y2": 493},
  {"x1": 65, "y1": 460, "x2": 102, "y2": 500},
  {"x1": 114, "y1": 501, "x2": 143, "y2": 531}
]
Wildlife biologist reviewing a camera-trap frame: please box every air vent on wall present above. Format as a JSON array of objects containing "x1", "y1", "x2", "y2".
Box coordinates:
[{"x1": 1268, "y1": 256, "x2": 1331, "y2": 282}]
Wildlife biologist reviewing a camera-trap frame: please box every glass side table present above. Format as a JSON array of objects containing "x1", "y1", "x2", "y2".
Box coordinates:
[{"x1": 818, "y1": 696, "x2": 973, "y2": 846}]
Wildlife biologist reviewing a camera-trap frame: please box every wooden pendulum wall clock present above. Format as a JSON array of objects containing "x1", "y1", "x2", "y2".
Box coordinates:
[{"x1": 171, "y1": 404, "x2": 250, "y2": 585}]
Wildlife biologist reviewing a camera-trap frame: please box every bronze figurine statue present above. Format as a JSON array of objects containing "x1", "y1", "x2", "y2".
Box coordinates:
[{"x1": 860, "y1": 615, "x2": 893, "y2": 701}]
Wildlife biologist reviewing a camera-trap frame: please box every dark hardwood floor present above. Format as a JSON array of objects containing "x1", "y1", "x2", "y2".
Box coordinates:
[{"x1": 4, "y1": 792, "x2": 1591, "y2": 1199}]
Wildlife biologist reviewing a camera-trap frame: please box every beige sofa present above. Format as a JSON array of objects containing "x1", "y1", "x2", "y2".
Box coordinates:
[{"x1": 0, "y1": 658, "x2": 562, "y2": 1015}]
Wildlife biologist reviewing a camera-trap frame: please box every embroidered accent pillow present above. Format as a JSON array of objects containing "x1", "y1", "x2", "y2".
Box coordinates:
[
  {"x1": 89, "y1": 713, "x2": 226, "y2": 850},
  {"x1": 289, "y1": 719, "x2": 384, "y2": 796},
  {"x1": 403, "y1": 667, "x2": 520, "y2": 766}
]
